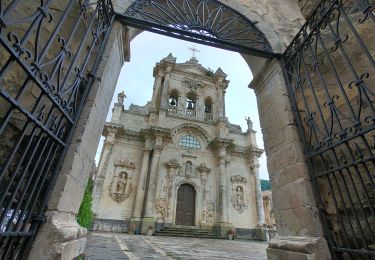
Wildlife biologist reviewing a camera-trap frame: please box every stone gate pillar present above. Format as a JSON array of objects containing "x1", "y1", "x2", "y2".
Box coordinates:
[
  {"x1": 28, "y1": 21, "x2": 127, "y2": 260},
  {"x1": 249, "y1": 60, "x2": 331, "y2": 260}
]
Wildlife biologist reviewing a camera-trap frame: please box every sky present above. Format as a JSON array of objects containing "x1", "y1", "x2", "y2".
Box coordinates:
[{"x1": 94, "y1": 31, "x2": 269, "y2": 180}]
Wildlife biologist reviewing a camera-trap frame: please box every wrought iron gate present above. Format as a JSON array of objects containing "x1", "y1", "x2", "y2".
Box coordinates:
[
  {"x1": 0, "y1": 0, "x2": 114, "y2": 258},
  {"x1": 282, "y1": 0, "x2": 375, "y2": 259}
]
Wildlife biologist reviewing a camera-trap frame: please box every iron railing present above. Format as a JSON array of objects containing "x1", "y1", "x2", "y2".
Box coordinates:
[
  {"x1": 0, "y1": 0, "x2": 114, "y2": 258},
  {"x1": 282, "y1": 0, "x2": 375, "y2": 258}
]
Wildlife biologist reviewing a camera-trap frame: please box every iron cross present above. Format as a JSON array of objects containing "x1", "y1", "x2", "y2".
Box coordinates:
[{"x1": 188, "y1": 45, "x2": 200, "y2": 58}]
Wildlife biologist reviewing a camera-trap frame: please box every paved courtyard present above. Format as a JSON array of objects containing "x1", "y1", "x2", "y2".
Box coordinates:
[{"x1": 84, "y1": 232, "x2": 268, "y2": 260}]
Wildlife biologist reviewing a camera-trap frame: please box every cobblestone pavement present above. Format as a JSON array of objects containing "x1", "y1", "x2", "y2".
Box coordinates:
[{"x1": 85, "y1": 232, "x2": 267, "y2": 260}]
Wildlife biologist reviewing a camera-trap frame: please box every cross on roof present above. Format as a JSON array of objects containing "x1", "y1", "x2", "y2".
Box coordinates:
[{"x1": 188, "y1": 45, "x2": 200, "y2": 58}]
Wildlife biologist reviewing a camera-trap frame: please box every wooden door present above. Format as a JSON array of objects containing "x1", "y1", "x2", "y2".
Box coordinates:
[{"x1": 175, "y1": 184, "x2": 195, "y2": 226}]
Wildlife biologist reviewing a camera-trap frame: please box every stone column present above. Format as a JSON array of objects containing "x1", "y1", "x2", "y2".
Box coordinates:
[
  {"x1": 132, "y1": 147, "x2": 151, "y2": 218},
  {"x1": 252, "y1": 163, "x2": 265, "y2": 225},
  {"x1": 144, "y1": 136, "x2": 163, "y2": 217}
]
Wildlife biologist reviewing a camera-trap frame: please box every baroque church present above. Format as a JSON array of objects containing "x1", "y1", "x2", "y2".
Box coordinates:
[{"x1": 92, "y1": 53, "x2": 265, "y2": 238}]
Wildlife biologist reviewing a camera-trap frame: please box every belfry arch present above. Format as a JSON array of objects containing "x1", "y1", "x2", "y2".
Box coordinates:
[{"x1": 0, "y1": 0, "x2": 373, "y2": 259}]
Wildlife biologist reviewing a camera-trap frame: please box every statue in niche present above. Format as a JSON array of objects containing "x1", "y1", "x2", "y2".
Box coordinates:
[
  {"x1": 185, "y1": 161, "x2": 192, "y2": 177},
  {"x1": 230, "y1": 175, "x2": 248, "y2": 213},
  {"x1": 236, "y1": 186, "x2": 244, "y2": 205},
  {"x1": 116, "y1": 172, "x2": 127, "y2": 193},
  {"x1": 109, "y1": 171, "x2": 132, "y2": 203}
]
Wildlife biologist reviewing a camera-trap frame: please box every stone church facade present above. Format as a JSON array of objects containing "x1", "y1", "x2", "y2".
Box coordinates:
[{"x1": 92, "y1": 54, "x2": 265, "y2": 237}]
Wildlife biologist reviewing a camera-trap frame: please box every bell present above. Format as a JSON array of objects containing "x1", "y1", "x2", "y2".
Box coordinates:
[
  {"x1": 187, "y1": 100, "x2": 194, "y2": 110},
  {"x1": 170, "y1": 98, "x2": 176, "y2": 106}
]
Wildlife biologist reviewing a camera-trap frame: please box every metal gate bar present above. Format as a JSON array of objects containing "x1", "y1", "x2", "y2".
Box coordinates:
[
  {"x1": 0, "y1": 0, "x2": 114, "y2": 258},
  {"x1": 282, "y1": 0, "x2": 375, "y2": 258}
]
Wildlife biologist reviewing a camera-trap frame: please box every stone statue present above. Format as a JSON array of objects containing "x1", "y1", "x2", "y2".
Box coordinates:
[
  {"x1": 236, "y1": 186, "x2": 244, "y2": 205},
  {"x1": 117, "y1": 91, "x2": 126, "y2": 105},
  {"x1": 185, "y1": 161, "x2": 192, "y2": 176},
  {"x1": 116, "y1": 172, "x2": 127, "y2": 193},
  {"x1": 245, "y1": 116, "x2": 253, "y2": 131}
]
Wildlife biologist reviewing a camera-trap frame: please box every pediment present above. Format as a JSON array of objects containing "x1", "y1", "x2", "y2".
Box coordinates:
[{"x1": 175, "y1": 63, "x2": 211, "y2": 77}]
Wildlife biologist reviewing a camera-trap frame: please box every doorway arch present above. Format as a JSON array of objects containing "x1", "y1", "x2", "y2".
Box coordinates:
[{"x1": 175, "y1": 184, "x2": 196, "y2": 226}]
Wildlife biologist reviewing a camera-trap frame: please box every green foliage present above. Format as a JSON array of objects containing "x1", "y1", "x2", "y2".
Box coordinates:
[
  {"x1": 260, "y1": 179, "x2": 271, "y2": 191},
  {"x1": 77, "y1": 178, "x2": 94, "y2": 229}
]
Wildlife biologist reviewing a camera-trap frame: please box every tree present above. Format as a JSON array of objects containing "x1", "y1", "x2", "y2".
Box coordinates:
[
  {"x1": 260, "y1": 179, "x2": 271, "y2": 191},
  {"x1": 77, "y1": 179, "x2": 94, "y2": 229}
]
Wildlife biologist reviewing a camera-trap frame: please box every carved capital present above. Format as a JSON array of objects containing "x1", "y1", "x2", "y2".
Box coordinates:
[
  {"x1": 164, "y1": 158, "x2": 180, "y2": 169},
  {"x1": 104, "y1": 141, "x2": 114, "y2": 150},
  {"x1": 197, "y1": 163, "x2": 211, "y2": 173}
]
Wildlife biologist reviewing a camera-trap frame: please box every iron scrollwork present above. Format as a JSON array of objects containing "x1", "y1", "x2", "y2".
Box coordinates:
[
  {"x1": 120, "y1": 0, "x2": 274, "y2": 58},
  {"x1": 0, "y1": 0, "x2": 114, "y2": 258},
  {"x1": 282, "y1": 0, "x2": 375, "y2": 258}
]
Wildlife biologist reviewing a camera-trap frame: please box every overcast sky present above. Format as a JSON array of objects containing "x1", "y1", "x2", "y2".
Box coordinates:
[{"x1": 94, "y1": 31, "x2": 269, "y2": 180}]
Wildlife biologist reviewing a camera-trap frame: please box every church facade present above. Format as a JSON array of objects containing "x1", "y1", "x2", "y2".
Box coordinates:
[{"x1": 92, "y1": 54, "x2": 265, "y2": 238}]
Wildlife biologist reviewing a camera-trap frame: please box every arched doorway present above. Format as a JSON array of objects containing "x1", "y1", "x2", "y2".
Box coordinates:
[{"x1": 175, "y1": 184, "x2": 196, "y2": 226}]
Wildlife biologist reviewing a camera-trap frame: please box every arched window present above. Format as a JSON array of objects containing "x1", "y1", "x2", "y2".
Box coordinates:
[
  {"x1": 178, "y1": 135, "x2": 201, "y2": 149},
  {"x1": 168, "y1": 90, "x2": 179, "y2": 113},
  {"x1": 186, "y1": 92, "x2": 197, "y2": 117},
  {"x1": 204, "y1": 98, "x2": 213, "y2": 121}
]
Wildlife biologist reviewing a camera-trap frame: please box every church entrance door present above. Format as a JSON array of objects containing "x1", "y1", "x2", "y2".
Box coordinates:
[{"x1": 175, "y1": 184, "x2": 195, "y2": 226}]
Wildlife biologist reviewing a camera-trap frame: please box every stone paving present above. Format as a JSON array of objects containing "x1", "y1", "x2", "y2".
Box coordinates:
[{"x1": 84, "y1": 232, "x2": 268, "y2": 260}]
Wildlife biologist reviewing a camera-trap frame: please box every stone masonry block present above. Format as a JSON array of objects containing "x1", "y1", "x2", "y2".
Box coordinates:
[
  {"x1": 274, "y1": 206, "x2": 323, "y2": 237},
  {"x1": 272, "y1": 179, "x2": 316, "y2": 211}
]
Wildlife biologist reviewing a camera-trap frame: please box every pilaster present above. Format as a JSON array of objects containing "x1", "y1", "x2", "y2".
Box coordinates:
[
  {"x1": 144, "y1": 138, "x2": 163, "y2": 218},
  {"x1": 132, "y1": 139, "x2": 152, "y2": 218}
]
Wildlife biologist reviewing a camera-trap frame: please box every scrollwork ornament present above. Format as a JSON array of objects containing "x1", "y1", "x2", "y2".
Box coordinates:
[
  {"x1": 154, "y1": 197, "x2": 170, "y2": 218},
  {"x1": 109, "y1": 183, "x2": 132, "y2": 203}
]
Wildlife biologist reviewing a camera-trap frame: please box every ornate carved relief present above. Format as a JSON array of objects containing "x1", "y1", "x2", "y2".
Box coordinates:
[
  {"x1": 230, "y1": 175, "x2": 247, "y2": 183},
  {"x1": 114, "y1": 159, "x2": 136, "y2": 169},
  {"x1": 109, "y1": 172, "x2": 133, "y2": 203},
  {"x1": 154, "y1": 197, "x2": 170, "y2": 218},
  {"x1": 109, "y1": 159, "x2": 136, "y2": 203},
  {"x1": 183, "y1": 78, "x2": 203, "y2": 91},
  {"x1": 177, "y1": 160, "x2": 199, "y2": 178},
  {"x1": 230, "y1": 175, "x2": 248, "y2": 213},
  {"x1": 202, "y1": 201, "x2": 215, "y2": 224}
]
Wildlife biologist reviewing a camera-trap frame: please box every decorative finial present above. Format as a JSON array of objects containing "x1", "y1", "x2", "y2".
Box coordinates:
[{"x1": 188, "y1": 45, "x2": 200, "y2": 58}]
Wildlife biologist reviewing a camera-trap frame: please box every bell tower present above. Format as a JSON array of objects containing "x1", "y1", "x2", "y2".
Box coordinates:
[{"x1": 151, "y1": 53, "x2": 229, "y2": 123}]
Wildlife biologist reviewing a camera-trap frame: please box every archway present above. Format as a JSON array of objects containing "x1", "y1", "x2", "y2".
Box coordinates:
[
  {"x1": 1, "y1": 0, "x2": 372, "y2": 259},
  {"x1": 175, "y1": 184, "x2": 196, "y2": 226}
]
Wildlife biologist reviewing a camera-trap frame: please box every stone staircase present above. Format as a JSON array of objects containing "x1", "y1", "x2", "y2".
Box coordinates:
[{"x1": 155, "y1": 225, "x2": 217, "y2": 239}]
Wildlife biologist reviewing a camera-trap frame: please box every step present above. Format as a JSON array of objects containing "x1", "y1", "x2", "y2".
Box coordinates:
[
  {"x1": 157, "y1": 230, "x2": 215, "y2": 235},
  {"x1": 160, "y1": 228, "x2": 212, "y2": 234},
  {"x1": 155, "y1": 226, "x2": 217, "y2": 239},
  {"x1": 155, "y1": 233, "x2": 217, "y2": 238}
]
